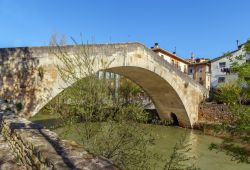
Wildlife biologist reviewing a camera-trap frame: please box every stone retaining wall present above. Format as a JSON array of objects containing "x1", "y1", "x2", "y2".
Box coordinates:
[
  {"x1": 0, "y1": 135, "x2": 25, "y2": 169},
  {"x1": 198, "y1": 102, "x2": 233, "y2": 123},
  {"x1": 0, "y1": 113, "x2": 118, "y2": 170}
]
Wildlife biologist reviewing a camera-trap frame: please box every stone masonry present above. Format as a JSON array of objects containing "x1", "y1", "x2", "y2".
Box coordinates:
[
  {"x1": 198, "y1": 102, "x2": 233, "y2": 123},
  {"x1": 0, "y1": 43, "x2": 208, "y2": 127},
  {"x1": 0, "y1": 99, "x2": 118, "y2": 170},
  {"x1": 0, "y1": 135, "x2": 25, "y2": 170}
]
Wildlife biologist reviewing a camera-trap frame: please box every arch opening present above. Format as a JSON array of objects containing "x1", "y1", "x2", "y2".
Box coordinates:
[
  {"x1": 32, "y1": 65, "x2": 191, "y2": 127},
  {"x1": 105, "y1": 66, "x2": 191, "y2": 127},
  {"x1": 170, "y1": 113, "x2": 179, "y2": 126}
]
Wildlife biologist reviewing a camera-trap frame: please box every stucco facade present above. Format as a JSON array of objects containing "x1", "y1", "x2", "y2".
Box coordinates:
[
  {"x1": 211, "y1": 44, "x2": 250, "y2": 88},
  {"x1": 188, "y1": 61, "x2": 211, "y2": 90},
  {"x1": 151, "y1": 44, "x2": 189, "y2": 73}
]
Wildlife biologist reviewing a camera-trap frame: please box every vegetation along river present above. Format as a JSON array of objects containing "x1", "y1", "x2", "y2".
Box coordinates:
[{"x1": 30, "y1": 113, "x2": 249, "y2": 170}]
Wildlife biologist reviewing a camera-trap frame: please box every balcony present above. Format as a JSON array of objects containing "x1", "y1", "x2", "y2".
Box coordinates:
[{"x1": 221, "y1": 67, "x2": 231, "y2": 74}]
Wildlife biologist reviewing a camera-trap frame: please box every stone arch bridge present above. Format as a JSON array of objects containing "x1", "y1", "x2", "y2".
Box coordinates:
[{"x1": 0, "y1": 43, "x2": 208, "y2": 127}]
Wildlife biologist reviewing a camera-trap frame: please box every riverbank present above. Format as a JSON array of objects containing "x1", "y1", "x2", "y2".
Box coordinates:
[
  {"x1": 193, "y1": 121, "x2": 250, "y2": 153},
  {"x1": 196, "y1": 102, "x2": 250, "y2": 157},
  {"x1": 29, "y1": 112, "x2": 250, "y2": 170},
  {"x1": 30, "y1": 107, "x2": 250, "y2": 152}
]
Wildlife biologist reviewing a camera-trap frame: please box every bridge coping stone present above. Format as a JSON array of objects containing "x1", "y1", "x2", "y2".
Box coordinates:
[{"x1": 0, "y1": 42, "x2": 208, "y2": 93}]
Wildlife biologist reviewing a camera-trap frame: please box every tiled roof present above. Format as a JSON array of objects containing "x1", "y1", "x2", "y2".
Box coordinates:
[
  {"x1": 152, "y1": 47, "x2": 190, "y2": 64},
  {"x1": 210, "y1": 43, "x2": 246, "y2": 63}
]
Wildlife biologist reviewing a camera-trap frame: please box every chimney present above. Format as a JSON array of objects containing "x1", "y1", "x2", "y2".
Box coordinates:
[
  {"x1": 191, "y1": 52, "x2": 195, "y2": 59},
  {"x1": 154, "y1": 43, "x2": 159, "y2": 48},
  {"x1": 173, "y1": 47, "x2": 176, "y2": 55},
  {"x1": 236, "y1": 40, "x2": 240, "y2": 49}
]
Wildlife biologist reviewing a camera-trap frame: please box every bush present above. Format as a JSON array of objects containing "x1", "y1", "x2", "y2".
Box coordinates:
[{"x1": 214, "y1": 81, "x2": 242, "y2": 105}]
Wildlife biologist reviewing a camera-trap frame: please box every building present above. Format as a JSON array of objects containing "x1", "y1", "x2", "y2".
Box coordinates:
[
  {"x1": 187, "y1": 58, "x2": 211, "y2": 90},
  {"x1": 210, "y1": 42, "x2": 250, "y2": 88},
  {"x1": 151, "y1": 43, "x2": 189, "y2": 73}
]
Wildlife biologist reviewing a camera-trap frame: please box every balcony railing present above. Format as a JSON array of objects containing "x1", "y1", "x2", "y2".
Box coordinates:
[{"x1": 221, "y1": 67, "x2": 231, "y2": 74}]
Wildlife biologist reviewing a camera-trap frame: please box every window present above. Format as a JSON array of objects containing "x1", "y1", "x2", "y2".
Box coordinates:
[
  {"x1": 176, "y1": 62, "x2": 179, "y2": 69},
  {"x1": 189, "y1": 69, "x2": 193, "y2": 74},
  {"x1": 199, "y1": 66, "x2": 203, "y2": 73},
  {"x1": 199, "y1": 77, "x2": 203, "y2": 85},
  {"x1": 221, "y1": 68, "x2": 231, "y2": 74},
  {"x1": 219, "y1": 62, "x2": 226, "y2": 68},
  {"x1": 218, "y1": 77, "x2": 225, "y2": 83}
]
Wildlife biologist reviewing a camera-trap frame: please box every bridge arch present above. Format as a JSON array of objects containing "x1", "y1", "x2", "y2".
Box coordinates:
[
  {"x1": 0, "y1": 43, "x2": 208, "y2": 127},
  {"x1": 106, "y1": 66, "x2": 190, "y2": 126}
]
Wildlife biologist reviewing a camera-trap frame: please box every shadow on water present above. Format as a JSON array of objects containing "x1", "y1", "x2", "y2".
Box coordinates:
[
  {"x1": 31, "y1": 118, "x2": 62, "y2": 130},
  {"x1": 146, "y1": 109, "x2": 180, "y2": 126}
]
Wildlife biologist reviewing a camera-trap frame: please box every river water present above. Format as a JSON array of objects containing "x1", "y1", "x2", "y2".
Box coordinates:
[{"x1": 150, "y1": 125, "x2": 249, "y2": 170}]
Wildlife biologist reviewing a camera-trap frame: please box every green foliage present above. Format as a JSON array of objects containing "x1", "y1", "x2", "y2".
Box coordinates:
[
  {"x1": 233, "y1": 105, "x2": 250, "y2": 133},
  {"x1": 212, "y1": 39, "x2": 250, "y2": 164},
  {"x1": 209, "y1": 141, "x2": 250, "y2": 164},
  {"x1": 244, "y1": 39, "x2": 250, "y2": 54},
  {"x1": 75, "y1": 121, "x2": 156, "y2": 170},
  {"x1": 47, "y1": 38, "x2": 200, "y2": 169},
  {"x1": 45, "y1": 75, "x2": 154, "y2": 169},
  {"x1": 118, "y1": 77, "x2": 143, "y2": 104},
  {"x1": 215, "y1": 81, "x2": 242, "y2": 105},
  {"x1": 49, "y1": 41, "x2": 157, "y2": 169}
]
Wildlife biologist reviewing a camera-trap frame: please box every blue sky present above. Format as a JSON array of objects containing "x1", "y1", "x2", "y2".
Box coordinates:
[{"x1": 0, "y1": 0, "x2": 249, "y2": 58}]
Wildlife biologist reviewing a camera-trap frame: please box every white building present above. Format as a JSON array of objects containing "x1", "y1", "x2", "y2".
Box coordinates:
[
  {"x1": 151, "y1": 43, "x2": 189, "y2": 73},
  {"x1": 210, "y1": 43, "x2": 250, "y2": 88}
]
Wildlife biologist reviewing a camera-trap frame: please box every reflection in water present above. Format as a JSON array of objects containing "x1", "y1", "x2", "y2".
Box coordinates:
[
  {"x1": 151, "y1": 125, "x2": 249, "y2": 170},
  {"x1": 186, "y1": 130, "x2": 199, "y2": 166}
]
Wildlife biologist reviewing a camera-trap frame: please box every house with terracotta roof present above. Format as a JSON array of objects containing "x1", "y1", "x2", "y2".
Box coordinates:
[
  {"x1": 187, "y1": 58, "x2": 211, "y2": 90},
  {"x1": 151, "y1": 43, "x2": 189, "y2": 73}
]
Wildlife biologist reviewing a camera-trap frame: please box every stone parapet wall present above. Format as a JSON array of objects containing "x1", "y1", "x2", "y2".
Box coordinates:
[
  {"x1": 0, "y1": 113, "x2": 118, "y2": 170},
  {"x1": 0, "y1": 135, "x2": 25, "y2": 169}
]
